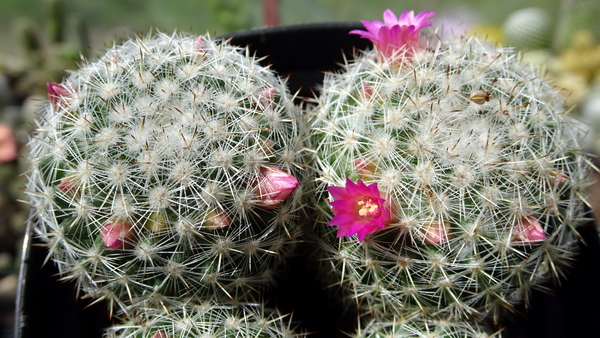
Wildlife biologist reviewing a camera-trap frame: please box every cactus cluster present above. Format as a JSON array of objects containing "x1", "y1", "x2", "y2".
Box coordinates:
[
  {"x1": 23, "y1": 8, "x2": 595, "y2": 338},
  {"x1": 308, "y1": 9, "x2": 591, "y2": 336},
  {"x1": 25, "y1": 30, "x2": 307, "y2": 333}
]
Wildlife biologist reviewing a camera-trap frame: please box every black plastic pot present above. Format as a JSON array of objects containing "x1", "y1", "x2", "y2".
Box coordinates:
[{"x1": 14, "y1": 23, "x2": 600, "y2": 338}]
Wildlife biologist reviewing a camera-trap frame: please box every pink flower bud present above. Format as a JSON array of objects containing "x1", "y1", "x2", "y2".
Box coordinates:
[
  {"x1": 152, "y1": 332, "x2": 168, "y2": 338},
  {"x1": 354, "y1": 158, "x2": 376, "y2": 179},
  {"x1": 255, "y1": 166, "x2": 299, "y2": 210},
  {"x1": 513, "y1": 216, "x2": 546, "y2": 244},
  {"x1": 204, "y1": 211, "x2": 230, "y2": 230},
  {"x1": 362, "y1": 83, "x2": 374, "y2": 99},
  {"x1": 423, "y1": 222, "x2": 450, "y2": 244},
  {"x1": 57, "y1": 176, "x2": 78, "y2": 195},
  {"x1": 101, "y1": 220, "x2": 135, "y2": 249},
  {"x1": 256, "y1": 87, "x2": 277, "y2": 109},
  {"x1": 47, "y1": 83, "x2": 70, "y2": 108},
  {"x1": 0, "y1": 125, "x2": 17, "y2": 163}
]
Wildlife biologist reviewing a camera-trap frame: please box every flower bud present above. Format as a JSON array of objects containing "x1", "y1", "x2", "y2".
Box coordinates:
[
  {"x1": 152, "y1": 332, "x2": 168, "y2": 338},
  {"x1": 101, "y1": 220, "x2": 135, "y2": 249},
  {"x1": 145, "y1": 212, "x2": 167, "y2": 233},
  {"x1": 423, "y1": 221, "x2": 450, "y2": 244},
  {"x1": 0, "y1": 125, "x2": 18, "y2": 163},
  {"x1": 468, "y1": 90, "x2": 490, "y2": 105},
  {"x1": 47, "y1": 83, "x2": 70, "y2": 108},
  {"x1": 204, "y1": 211, "x2": 230, "y2": 230},
  {"x1": 255, "y1": 166, "x2": 299, "y2": 210},
  {"x1": 354, "y1": 158, "x2": 376, "y2": 179},
  {"x1": 513, "y1": 216, "x2": 546, "y2": 244},
  {"x1": 362, "y1": 83, "x2": 374, "y2": 99},
  {"x1": 57, "y1": 176, "x2": 78, "y2": 195},
  {"x1": 256, "y1": 87, "x2": 277, "y2": 109}
]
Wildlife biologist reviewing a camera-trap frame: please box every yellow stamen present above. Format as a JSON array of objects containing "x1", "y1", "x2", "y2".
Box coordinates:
[{"x1": 357, "y1": 197, "x2": 382, "y2": 218}]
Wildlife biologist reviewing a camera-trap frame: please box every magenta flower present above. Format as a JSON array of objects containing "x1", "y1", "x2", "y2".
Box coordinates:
[
  {"x1": 327, "y1": 178, "x2": 391, "y2": 241},
  {"x1": 350, "y1": 9, "x2": 435, "y2": 62}
]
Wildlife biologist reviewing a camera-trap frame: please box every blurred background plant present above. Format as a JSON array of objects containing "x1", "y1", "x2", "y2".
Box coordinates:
[{"x1": 1, "y1": 0, "x2": 600, "y2": 337}]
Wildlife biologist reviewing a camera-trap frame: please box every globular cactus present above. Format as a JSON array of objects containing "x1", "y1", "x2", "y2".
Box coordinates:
[
  {"x1": 105, "y1": 301, "x2": 305, "y2": 338},
  {"x1": 25, "y1": 30, "x2": 306, "y2": 312},
  {"x1": 308, "y1": 8, "x2": 592, "y2": 333},
  {"x1": 502, "y1": 7, "x2": 552, "y2": 51},
  {"x1": 357, "y1": 314, "x2": 497, "y2": 338}
]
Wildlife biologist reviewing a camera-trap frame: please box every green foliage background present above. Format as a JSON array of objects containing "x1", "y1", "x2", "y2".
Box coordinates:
[{"x1": 0, "y1": 0, "x2": 561, "y2": 56}]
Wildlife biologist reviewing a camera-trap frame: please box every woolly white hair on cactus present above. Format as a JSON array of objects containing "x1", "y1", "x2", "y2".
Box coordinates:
[
  {"x1": 25, "y1": 30, "x2": 306, "y2": 312},
  {"x1": 309, "y1": 8, "x2": 593, "y2": 334}
]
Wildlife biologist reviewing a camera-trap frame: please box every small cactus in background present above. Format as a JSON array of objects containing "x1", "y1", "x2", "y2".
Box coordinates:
[
  {"x1": 502, "y1": 7, "x2": 552, "y2": 51},
  {"x1": 25, "y1": 31, "x2": 305, "y2": 313},
  {"x1": 309, "y1": 8, "x2": 592, "y2": 335},
  {"x1": 105, "y1": 301, "x2": 305, "y2": 338}
]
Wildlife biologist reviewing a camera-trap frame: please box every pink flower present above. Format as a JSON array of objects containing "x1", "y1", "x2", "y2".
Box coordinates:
[
  {"x1": 350, "y1": 9, "x2": 435, "y2": 62},
  {"x1": 255, "y1": 166, "x2": 299, "y2": 209},
  {"x1": 327, "y1": 178, "x2": 392, "y2": 241},
  {"x1": 512, "y1": 216, "x2": 546, "y2": 244},
  {"x1": 101, "y1": 220, "x2": 135, "y2": 249},
  {"x1": 0, "y1": 125, "x2": 17, "y2": 163}
]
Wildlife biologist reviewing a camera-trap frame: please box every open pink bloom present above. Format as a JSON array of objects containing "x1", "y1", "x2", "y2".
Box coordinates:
[
  {"x1": 255, "y1": 166, "x2": 299, "y2": 209},
  {"x1": 0, "y1": 125, "x2": 17, "y2": 163},
  {"x1": 327, "y1": 178, "x2": 391, "y2": 241},
  {"x1": 350, "y1": 9, "x2": 435, "y2": 62},
  {"x1": 513, "y1": 216, "x2": 546, "y2": 244},
  {"x1": 101, "y1": 220, "x2": 135, "y2": 249}
]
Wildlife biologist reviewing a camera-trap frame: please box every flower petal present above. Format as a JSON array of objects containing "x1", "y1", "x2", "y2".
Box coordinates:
[
  {"x1": 329, "y1": 210, "x2": 357, "y2": 226},
  {"x1": 329, "y1": 199, "x2": 357, "y2": 211},
  {"x1": 383, "y1": 9, "x2": 399, "y2": 25},
  {"x1": 327, "y1": 185, "x2": 351, "y2": 200}
]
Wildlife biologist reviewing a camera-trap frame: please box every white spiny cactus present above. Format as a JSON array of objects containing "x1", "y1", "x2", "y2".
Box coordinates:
[
  {"x1": 308, "y1": 9, "x2": 592, "y2": 332},
  {"x1": 104, "y1": 301, "x2": 305, "y2": 338},
  {"x1": 25, "y1": 31, "x2": 306, "y2": 313}
]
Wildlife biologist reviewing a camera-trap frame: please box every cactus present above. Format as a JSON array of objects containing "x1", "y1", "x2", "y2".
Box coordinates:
[
  {"x1": 104, "y1": 301, "x2": 305, "y2": 338},
  {"x1": 25, "y1": 30, "x2": 305, "y2": 313},
  {"x1": 502, "y1": 7, "x2": 552, "y2": 51},
  {"x1": 356, "y1": 314, "x2": 498, "y2": 338},
  {"x1": 308, "y1": 8, "x2": 592, "y2": 333}
]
